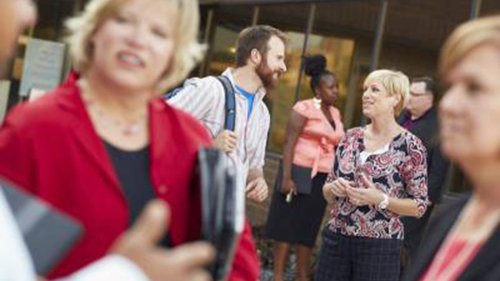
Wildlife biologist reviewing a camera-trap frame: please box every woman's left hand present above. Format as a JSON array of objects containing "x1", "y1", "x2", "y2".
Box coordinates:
[{"x1": 345, "y1": 174, "x2": 384, "y2": 206}]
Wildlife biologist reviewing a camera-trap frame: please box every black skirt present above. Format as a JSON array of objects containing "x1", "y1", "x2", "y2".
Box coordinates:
[{"x1": 265, "y1": 172, "x2": 328, "y2": 247}]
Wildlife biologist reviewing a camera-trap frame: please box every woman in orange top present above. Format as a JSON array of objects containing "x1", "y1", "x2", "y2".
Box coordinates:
[{"x1": 265, "y1": 55, "x2": 345, "y2": 281}]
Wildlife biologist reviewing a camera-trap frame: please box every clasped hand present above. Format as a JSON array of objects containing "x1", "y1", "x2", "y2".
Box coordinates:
[{"x1": 323, "y1": 174, "x2": 384, "y2": 206}]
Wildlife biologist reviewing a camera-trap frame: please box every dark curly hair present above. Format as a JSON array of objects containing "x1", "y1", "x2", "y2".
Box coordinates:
[{"x1": 304, "y1": 54, "x2": 336, "y2": 92}]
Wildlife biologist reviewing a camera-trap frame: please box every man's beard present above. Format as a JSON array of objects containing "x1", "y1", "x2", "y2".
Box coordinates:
[{"x1": 256, "y1": 60, "x2": 280, "y2": 89}]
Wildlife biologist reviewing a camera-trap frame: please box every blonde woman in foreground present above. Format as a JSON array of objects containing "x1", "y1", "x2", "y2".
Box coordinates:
[
  {"x1": 0, "y1": 0, "x2": 251, "y2": 280},
  {"x1": 404, "y1": 14, "x2": 500, "y2": 281}
]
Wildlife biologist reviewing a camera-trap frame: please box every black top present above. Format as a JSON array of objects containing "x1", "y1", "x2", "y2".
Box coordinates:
[
  {"x1": 398, "y1": 107, "x2": 449, "y2": 203},
  {"x1": 398, "y1": 108, "x2": 451, "y2": 260},
  {"x1": 104, "y1": 141, "x2": 156, "y2": 226},
  {"x1": 403, "y1": 192, "x2": 500, "y2": 281},
  {"x1": 104, "y1": 141, "x2": 172, "y2": 247}
]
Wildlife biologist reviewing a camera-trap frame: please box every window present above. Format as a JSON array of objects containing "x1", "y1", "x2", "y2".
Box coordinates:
[{"x1": 266, "y1": 31, "x2": 305, "y2": 153}]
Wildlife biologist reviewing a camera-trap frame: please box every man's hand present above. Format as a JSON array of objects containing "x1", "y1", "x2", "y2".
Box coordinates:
[
  {"x1": 110, "y1": 200, "x2": 215, "y2": 281},
  {"x1": 214, "y1": 130, "x2": 238, "y2": 154},
  {"x1": 246, "y1": 176, "x2": 268, "y2": 202}
]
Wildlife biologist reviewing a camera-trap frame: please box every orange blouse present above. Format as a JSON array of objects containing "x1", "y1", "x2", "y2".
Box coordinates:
[{"x1": 292, "y1": 99, "x2": 345, "y2": 177}]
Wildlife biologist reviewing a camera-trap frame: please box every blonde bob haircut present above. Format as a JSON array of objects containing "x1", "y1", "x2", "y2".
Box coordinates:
[
  {"x1": 440, "y1": 15, "x2": 500, "y2": 77},
  {"x1": 364, "y1": 69, "x2": 410, "y2": 116},
  {"x1": 65, "y1": 0, "x2": 205, "y2": 92}
]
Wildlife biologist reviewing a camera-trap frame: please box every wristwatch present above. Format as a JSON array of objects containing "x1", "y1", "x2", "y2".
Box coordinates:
[{"x1": 378, "y1": 194, "x2": 389, "y2": 210}]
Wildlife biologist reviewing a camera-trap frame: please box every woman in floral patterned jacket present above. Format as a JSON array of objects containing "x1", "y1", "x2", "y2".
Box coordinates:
[{"x1": 315, "y1": 69, "x2": 430, "y2": 281}]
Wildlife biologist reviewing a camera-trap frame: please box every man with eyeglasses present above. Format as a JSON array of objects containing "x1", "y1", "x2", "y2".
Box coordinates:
[{"x1": 399, "y1": 77, "x2": 450, "y2": 269}]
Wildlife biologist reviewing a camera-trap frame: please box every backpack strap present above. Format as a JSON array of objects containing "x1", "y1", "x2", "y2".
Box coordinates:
[
  {"x1": 164, "y1": 87, "x2": 182, "y2": 100},
  {"x1": 215, "y1": 75, "x2": 236, "y2": 132},
  {"x1": 165, "y1": 75, "x2": 237, "y2": 132}
]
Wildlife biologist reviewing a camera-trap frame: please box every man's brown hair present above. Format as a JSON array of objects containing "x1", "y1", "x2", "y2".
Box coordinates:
[{"x1": 235, "y1": 25, "x2": 287, "y2": 67}]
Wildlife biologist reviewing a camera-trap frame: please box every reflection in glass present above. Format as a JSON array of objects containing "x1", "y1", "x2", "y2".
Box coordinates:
[
  {"x1": 267, "y1": 32, "x2": 355, "y2": 153},
  {"x1": 307, "y1": 35, "x2": 355, "y2": 115},
  {"x1": 266, "y1": 32, "x2": 304, "y2": 153},
  {"x1": 207, "y1": 26, "x2": 241, "y2": 76}
]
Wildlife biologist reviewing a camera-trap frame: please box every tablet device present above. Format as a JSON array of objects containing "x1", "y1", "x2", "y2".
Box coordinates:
[
  {"x1": 0, "y1": 179, "x2": 83, "y2": 275},
  {"x1": 198, "y1": 148, "x2": 244, "y2": 281}
]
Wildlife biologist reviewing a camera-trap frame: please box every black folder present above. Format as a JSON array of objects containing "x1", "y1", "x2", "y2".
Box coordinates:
[
  {"x1": 0, "y1": 179, "x2": 83, "y2": 275},
  {"x1": 198, "y1": 148, "x2": 244, "y2": 281}
]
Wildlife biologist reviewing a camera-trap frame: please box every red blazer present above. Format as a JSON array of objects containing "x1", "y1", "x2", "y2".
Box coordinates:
[{"x1": 0, "y1": 74, "x2": 258, "y2": 280}]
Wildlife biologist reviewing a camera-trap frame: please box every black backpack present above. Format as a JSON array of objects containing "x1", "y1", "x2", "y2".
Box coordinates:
[{"x1": 165, "y1": 76, "x2": 237, "y2": 131}]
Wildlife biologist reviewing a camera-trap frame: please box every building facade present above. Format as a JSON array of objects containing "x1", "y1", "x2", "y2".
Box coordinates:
[{"x1": 1, "y1": 0, "x2": 499, "y2": 213}]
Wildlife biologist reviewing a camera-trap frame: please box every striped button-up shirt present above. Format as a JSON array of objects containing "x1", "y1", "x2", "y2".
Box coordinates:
[{"x1": 167, "y1": 68, "x2": 270, "y2": 187}]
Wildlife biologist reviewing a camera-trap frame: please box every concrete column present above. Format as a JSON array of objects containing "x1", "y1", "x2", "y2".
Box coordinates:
[
  {"x1": 369, "y1": 0, "x2": 389, "y2": 72},
  {"x1": 361, "y1": 0, "x2": 388, "y2": 125},
  {"x1": 294, "y1": 3, "x2": 316, "y2": 103},
  {"x1": 252, "y1": 6, "x2": 260, "y2": 26},
  {"x1": 199, "y1": 9, "x2": 215, "y2": 77},
  {"x1": 470, "y1": 0, "x2": 482, "y2": 19}
]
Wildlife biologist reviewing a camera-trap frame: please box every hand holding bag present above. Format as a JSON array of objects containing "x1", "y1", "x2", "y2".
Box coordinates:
[{"x1": 275, "y1": 160, "x2": 313, "y2": 195}]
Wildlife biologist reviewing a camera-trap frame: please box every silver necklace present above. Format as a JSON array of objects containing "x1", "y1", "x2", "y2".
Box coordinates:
[
  {"x1": 85, "y1": 99, "x2": 146, "y2": 136},
  {"x1": 79, "y1": 80, "x2": 147, "y2": 137}
]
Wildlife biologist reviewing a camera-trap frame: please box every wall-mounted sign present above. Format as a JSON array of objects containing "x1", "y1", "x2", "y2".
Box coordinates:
[{"x1": 19, "y1": 38, "x2": 65, "y2": 97}]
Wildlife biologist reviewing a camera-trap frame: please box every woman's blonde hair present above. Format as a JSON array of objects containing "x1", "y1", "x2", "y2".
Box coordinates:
[
  {"x1": 440, "y1": 15, "x2": 500, "y2": 77},
  {"x1": 364, "y1": 69, "x2": 410, "y2": 116},
  {"x1": 65, "y1": 0, "x2": 205, "y2": 92}
]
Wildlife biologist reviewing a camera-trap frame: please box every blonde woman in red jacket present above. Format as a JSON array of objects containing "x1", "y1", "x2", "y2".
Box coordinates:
[{"x1": 0, "y1": 0, "x2": 257, "y2": 280}]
